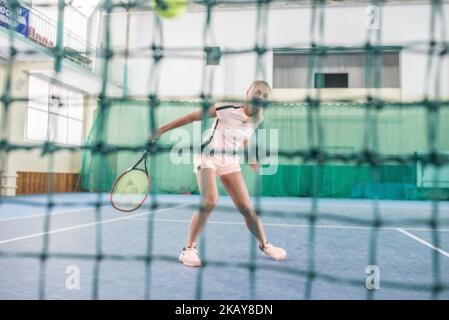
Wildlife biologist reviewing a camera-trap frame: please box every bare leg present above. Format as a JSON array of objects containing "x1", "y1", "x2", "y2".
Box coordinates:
[
  {"x1": 220, "y1": 171, "x2": 268, "y2": 246},
  {"x1": 186, "y1": 168, "x2": 218, "y2": 247}
]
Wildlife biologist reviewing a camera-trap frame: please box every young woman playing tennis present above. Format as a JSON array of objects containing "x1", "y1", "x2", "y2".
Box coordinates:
[{"x1": 156, "y1": 80, "x2": 287, "y2": 267}]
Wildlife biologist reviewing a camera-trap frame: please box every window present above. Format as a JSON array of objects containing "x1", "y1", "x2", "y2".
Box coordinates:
[
  {"x1": 273, "y1": 49, "x2": 401, "y2": 89},
  {"x1": 314, "y1": 73, "x2": 349, "y2": 88},
  {"x1": 27, "y1": 75, "x2": 84, "y2": 146}
]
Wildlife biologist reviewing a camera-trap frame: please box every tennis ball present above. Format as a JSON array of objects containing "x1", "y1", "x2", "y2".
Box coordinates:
[{"x1": 152, "y1": 0, "x2": 187, "y2": 19}]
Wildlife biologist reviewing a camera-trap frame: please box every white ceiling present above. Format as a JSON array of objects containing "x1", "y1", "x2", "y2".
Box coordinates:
[
  {"x1": 68, "y1": 0, "x2": 101, "y2": 17},
  {"x1": 25, "y1": 0, "x2": 101, "y2": 17},
  {"x1": 24, "y1": 0, "x2": 444, "y2": 17}
]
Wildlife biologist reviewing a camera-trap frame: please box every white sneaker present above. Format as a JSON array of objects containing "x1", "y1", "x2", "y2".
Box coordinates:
[
  {"x1": 178, "y1": 245, "x2": 201, "y2": 267},
  {"x1": 260, "y1": 242, "x2": 287, "y2": 261}
]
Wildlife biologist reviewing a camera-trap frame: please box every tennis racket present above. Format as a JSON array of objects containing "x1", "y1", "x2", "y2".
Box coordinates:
[{"x1": 110, "y1": 151, "x2": 150, "y2": 212}]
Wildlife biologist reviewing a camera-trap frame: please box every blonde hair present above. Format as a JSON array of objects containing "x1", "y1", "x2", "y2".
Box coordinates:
[
  {"x1": 248, "y1": 80, "x2": 272, "y2": 94},
  {"x1": 247, "y1": 80, "x2": 271, "y2": 122}
]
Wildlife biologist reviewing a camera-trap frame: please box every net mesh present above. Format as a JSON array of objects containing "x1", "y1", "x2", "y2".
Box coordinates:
[{"x1": 0, "y1": 0, "x2": 448, "y2": 300}]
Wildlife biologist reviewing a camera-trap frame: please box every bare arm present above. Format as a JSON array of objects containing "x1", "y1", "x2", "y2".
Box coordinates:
[
  {"x1": 243, "y1": 138, "x2": 259, "y2": 171},
  {"x1": 156, "y1": 105, "x2": 217, "y2": 137}
]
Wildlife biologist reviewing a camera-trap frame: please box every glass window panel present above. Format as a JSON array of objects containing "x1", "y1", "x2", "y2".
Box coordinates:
[
  {"x1": 49, "y1": 114, "x2": 68, "y2": 144},
  {"x1": 28, "y1": 75, "x2": 49, "y2": 111},
  {"x1": 67, "y1": 119, "x2": 83, "y2": 146},
  {"x1": 67, "y1": 91, "x2": 84, "y2": 120},
  {"x1": 26, "y1": 108, "x2": 48, "y2": 141}
]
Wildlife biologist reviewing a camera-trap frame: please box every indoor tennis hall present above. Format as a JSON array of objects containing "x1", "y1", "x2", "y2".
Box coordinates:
[{"x1": 0, "y1": 0, "x2": 449, "y2": 300}]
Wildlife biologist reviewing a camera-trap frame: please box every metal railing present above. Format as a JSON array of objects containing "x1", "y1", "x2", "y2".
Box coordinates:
[{"x1": 3, "y1": 2, "x2": 124, "y2": 87}]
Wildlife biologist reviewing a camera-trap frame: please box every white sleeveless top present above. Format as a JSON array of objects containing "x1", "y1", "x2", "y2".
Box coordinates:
[{"x1": 200, "y1": 102, "x2": 263, "y2": 158}]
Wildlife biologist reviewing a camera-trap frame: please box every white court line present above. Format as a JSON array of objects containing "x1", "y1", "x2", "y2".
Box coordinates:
[
  {"x1": 129, "y1": 217, "x2": 449, "y2": 232},
  {"x1": 0, "y1": 206, "x2": 111, "y2": 222},
  {"x1": 397, "y1": 228, "x2": 449, "y2": 258},
  {"x1": 2, "y1": 198, "x2": 448, "y2": 222},
  {"x1": 0, "y1": 203, "x2": 194, "y2": 245}
]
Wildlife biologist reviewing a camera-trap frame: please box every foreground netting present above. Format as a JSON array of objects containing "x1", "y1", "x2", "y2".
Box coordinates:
[{"x1": 0, "y1": 0, "x2": 448, "y2": 299}]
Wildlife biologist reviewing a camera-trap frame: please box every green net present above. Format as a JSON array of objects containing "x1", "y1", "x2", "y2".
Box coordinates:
[
  {"x1": 81, "y1": 100, "x2": 449, "y2": 199},
  {"x1": 0, "y1": 0, "x2": 448, "y2": 300}
]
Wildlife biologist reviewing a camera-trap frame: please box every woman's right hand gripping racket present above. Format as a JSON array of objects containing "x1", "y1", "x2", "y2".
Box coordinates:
[{"x1": 110, "y1": 150, "x2": 150, "y2": 212}]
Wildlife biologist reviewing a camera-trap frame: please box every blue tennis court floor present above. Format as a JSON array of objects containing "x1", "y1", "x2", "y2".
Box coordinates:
[{"x1": 0, "y1": 193, "x2": 448, "y2": 300}]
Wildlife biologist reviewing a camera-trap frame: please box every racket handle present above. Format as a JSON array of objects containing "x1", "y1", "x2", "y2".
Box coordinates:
[
  {"x1": 148, "y1": 129, "x2": 161, "y2": 143},
  {"x1": 148, "y1": 136, "x2": 158, "y2": 144}
]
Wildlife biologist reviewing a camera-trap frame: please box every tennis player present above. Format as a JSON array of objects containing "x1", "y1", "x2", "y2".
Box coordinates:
[{"x1": 156, "y1": 80, "x2": 287, "y2": 267}]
